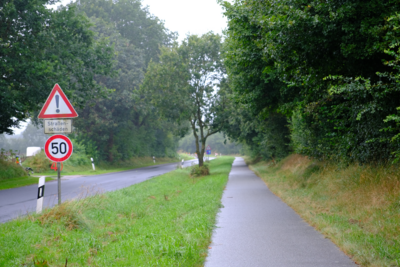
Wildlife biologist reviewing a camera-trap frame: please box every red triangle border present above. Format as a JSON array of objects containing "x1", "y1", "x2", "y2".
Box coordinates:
[{"x1": 38, "y1": 84, "x2": 78, "y2": 119}]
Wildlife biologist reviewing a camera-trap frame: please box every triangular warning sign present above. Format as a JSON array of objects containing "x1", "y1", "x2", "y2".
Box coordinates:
[{"x1": 38, "y1": 84, "x2": 78, "y2": 119}]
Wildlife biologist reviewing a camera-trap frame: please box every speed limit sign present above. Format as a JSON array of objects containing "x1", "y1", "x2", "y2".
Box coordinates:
[{"x1": 44, "y1": 135, "x2": 73, "y2": 162}]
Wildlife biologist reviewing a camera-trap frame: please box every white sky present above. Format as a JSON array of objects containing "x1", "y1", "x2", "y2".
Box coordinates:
[
  {"x1": 49, "y1": 0, "x2": 228, "y2": 42},
  {"x1": 11, "y1": 0, "x2": 228, "y2": 135},
  {"x1": 141, "y1": 0, "x2": 228, "y2": 41}
]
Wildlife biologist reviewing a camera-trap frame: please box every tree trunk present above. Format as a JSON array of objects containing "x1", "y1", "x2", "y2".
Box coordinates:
[
  {"x1": 198, "y1": 150, "x2": 204, "y2": 166},
  {"x1": 195, "y1": 134, "x2": 204, "y2": 167},
  {"x1": 197, "y1": 137, "x2": 207, "y2": 167}
]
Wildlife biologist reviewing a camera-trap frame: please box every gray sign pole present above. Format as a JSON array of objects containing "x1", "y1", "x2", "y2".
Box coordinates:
[{"x1": 57, "y1": 162, "x2": 61, "y2": 205}]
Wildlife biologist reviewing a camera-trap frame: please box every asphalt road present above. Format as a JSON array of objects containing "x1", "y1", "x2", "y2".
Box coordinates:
[
  {"x1": 205, "y1": 157, "x2": 357, "y2": 267},
  {"x1": 0, "y1": 159, "x2": 198, "y2": 223}
]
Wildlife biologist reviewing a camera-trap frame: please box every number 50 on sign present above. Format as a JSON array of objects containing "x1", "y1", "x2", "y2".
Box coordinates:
[{"x1": 44, "y1": 135, "x2": 73, "y2": 162}]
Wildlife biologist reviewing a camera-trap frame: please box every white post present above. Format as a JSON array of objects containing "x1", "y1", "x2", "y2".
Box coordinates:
[
  {"x1": 91, "y1": 157, "x2": 95, "y2": 171},
  {"x1": 36, "y1": 176, "x2": 45, "y2": 214},
  {"x1": 181, "y1": 159, "x2": 184, "y2": 168},
  {"x1": 153, "y1": 156, "x2": 155, "y2": 164}
]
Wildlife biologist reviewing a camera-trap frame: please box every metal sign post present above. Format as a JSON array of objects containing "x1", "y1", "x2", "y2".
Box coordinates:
[
  {"x1": 39, "y1": 84, "x2": 78, "y2": 206},
  {"x1": 57, "y1": 162, "x2": 61, "y2": 204},
  {"x1": 44, "y1": 133, "x2": 74, "y2": 205}
]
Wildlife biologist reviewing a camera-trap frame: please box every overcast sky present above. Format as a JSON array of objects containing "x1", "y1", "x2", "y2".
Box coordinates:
[{"x1": 49, "y1": 0, "x2": 228, "y2": 41}]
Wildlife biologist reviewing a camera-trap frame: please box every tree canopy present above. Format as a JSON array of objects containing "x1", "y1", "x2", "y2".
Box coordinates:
[
  {"x1": 141, "y1": 33, "x2": 228, "y2": 166},
  {"x1": 220, "y1": 0, "x2": 400, "y2": 163},
  {"x1": 0, "y1": 0, "x2": 114, "y2": 134},
  {"x1": 72, "y1": 0, "x2": 178, "y2": 161}
]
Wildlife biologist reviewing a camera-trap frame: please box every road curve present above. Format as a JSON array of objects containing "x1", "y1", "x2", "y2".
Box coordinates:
[{"x1": 0, "y1": 159, "x2": 198, "y2": 223}]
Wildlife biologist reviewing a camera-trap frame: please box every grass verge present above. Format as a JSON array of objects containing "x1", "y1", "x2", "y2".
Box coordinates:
[
  {"x1": 246, "y1": 154, "x2": 400, "y2": 267},
  {"x1": 0, "y1": 158, "x2": 27, "y2": 179},
  {"x1": 0, "y1": 176, "x2": 53, "y2": 191},
  {"x1": 0, "y1": 156, "x2": 234, "y2": 266}
]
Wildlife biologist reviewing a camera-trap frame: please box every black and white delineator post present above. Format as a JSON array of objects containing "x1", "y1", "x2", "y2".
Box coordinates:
[
  {"x1": 91, "y1": 157, "x2": 95, "y2": 170},
  {"x1": 153, "y1": 156, "x2": 155, "y2": 164},
  {"x1": 36, "y1": 176, "x2": 45, "y2": 213}
]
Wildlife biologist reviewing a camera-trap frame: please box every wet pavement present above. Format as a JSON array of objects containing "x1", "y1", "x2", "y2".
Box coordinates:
[
  {"x1": 0, "y1": 159, "x2": 201, "y2": 223},
  {"x1": 205, "y1": 157, "x2": 357, "y2": 267}
]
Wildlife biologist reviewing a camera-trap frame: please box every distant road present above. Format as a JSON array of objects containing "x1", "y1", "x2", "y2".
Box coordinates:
[{"x1": 0, "y1": 159, "x2": 200, "y2": 223}]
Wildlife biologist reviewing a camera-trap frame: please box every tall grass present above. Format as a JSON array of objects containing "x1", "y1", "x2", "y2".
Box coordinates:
[
  {"x1": 247, "y1": 154, "x2": 400, "y2": 267},
  {"x1": 0, "y1": 157, "x2": 234, "y2": 266},
  {"x1": 0, "y1": 159, "x2": 26, "y2": 179}
]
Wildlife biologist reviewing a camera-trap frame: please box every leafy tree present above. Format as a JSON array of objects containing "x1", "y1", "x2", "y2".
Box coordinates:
[
  {"x1": 220, "y1": 0, "x2": 292, "y2": 161},
  {"x1": 220, "y1": 0, "x2": 400, "y2": 163},
  {"x1": 141, "y1": 33, "x2": 228, "y2": 166},
  {"x1": 73, "y1": 2, "x2": 178, "y2": 161},
  {"x1": 222, "y1": 96, "x2": 291, "y2": 161},
  {"x1": 76, "y1": 0, "x2": 177, "y2": 65},
  {"x1": 0, "y1": 0, "x2": 114, "y2": 134}
]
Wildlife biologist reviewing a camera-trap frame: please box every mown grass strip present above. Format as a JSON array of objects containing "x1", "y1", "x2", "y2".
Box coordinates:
[
  {"x1": 0, "y1": 156, "x2": 234, "y2": 266},
  {"x1": 0, "y1": 176, "x2": 53, "y2": 191},
  {"x1": 247, "y1": 155, "x2": 400, "y2": 267}
]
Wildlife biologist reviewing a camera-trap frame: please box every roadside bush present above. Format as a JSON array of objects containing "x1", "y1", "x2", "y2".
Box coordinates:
[
  {"x1": 24, "y1": 140, "x2": 91, "y2": 173},
  {"x1": 0, "y1": 159, "x2": 26, "y2": 179},
  {"x1": 190, "y1": 164, "x2": 210, "y2": 177},
  {"x1": 63, "y1": 140, "x2": 91, "y2": 167},
  {"x1": 24, "y1": 151, "x2": 51, "y2": 173}
]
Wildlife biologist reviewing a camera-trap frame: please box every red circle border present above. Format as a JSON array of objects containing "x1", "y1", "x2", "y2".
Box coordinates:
[{"x1": 45, "y1": 135, "x2": 73, "y2": 162}]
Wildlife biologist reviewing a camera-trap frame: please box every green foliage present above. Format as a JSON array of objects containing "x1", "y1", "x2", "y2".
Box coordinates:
[
  {"x1": 25, "y1": 141, "x2": 90, "y2": 173},
  {"x1": 65, "y1": 139, "x2": 91, "y2": 167},
  {"x1": 220, "y1": 0, "x2": 400, "y2": 163},
  {"x1": 23, "y1": 152, "x2": 49, "y2": 173},
  {"x1": 0, "y1": 159, "x2": 26, "y2": 180},
  {"x1": 76, "y1": 0, "x2": 176, "y2": 65},
  {"x1": 72, "y1": 0, "x2": 178, "y2": 162},
  {"x1": 289, "y1": 109, "x2": 312, "y2": 155},
  {"x1": 222, "y1": 91, "x2": 291, "y2": 161},
  {"x1": 0, "y1": 0, "x2": 113, "y2": 134}
]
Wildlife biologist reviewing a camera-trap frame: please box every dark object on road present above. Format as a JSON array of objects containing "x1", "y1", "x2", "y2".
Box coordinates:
[{"x1": 25, "y1": 167, "x2": 34, "y2": 176}]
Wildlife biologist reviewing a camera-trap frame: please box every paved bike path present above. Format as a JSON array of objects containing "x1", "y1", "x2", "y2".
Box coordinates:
[{"x1": 205, "y1": 157, "x2": 356, "y2": 267}]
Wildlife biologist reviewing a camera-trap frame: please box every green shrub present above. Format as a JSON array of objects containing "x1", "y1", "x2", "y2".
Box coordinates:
[
  {"x1": 24, "y1": 140, "x2": 91, "y2": 173},
  {"x1": 190, "y1": 164, "x2": 210, "y2": 177},
  {"x1": 24, "y1": 152, "x2": 51, "y2": 173},
  {"x1": 0, "y1": 159, "x2": 26, "y2": 179},
  {"x1": 63, "y1": 139, "x2": 91, "y2": 167}
]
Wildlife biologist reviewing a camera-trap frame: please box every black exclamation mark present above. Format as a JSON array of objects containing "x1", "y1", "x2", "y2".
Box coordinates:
[{"x1": 55, "y1": 95, "x2": 60, "y2": 113}]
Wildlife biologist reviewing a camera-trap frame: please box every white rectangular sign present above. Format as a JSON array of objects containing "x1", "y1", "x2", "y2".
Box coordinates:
[{"x1": 44, "y1": 119, "x2": 72, "y2": 134}]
